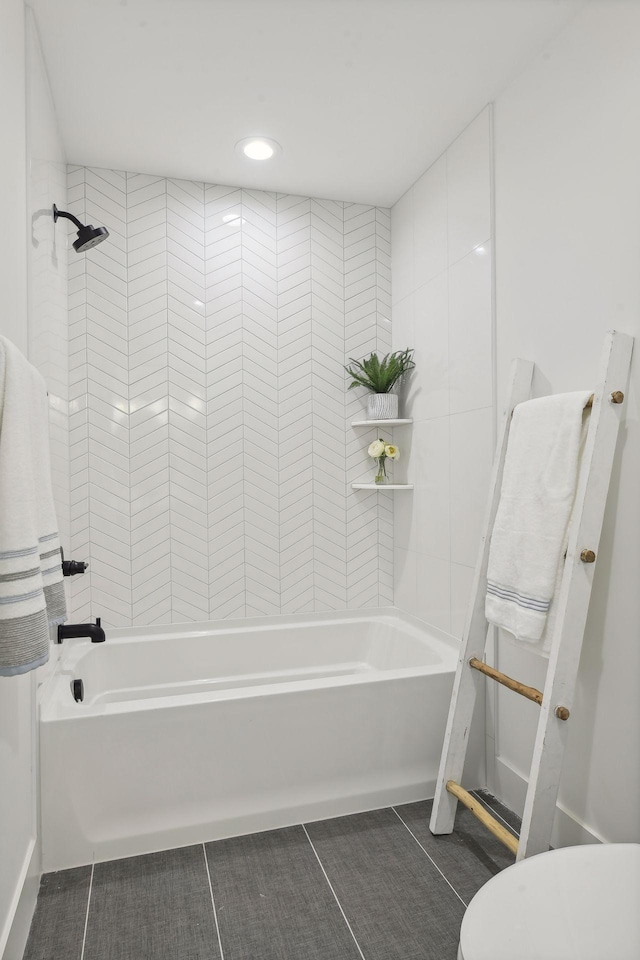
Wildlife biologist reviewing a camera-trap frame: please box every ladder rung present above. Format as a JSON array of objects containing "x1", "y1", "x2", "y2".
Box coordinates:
[
  {"x1": 469, "y1": 657, "x2": 543, "y2": 705},
  {"x1": 446, "y1": 781, "x2": 519, "y2": 855}
]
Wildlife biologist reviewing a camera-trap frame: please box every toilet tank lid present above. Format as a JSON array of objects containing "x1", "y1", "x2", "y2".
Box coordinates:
[{"x1": 459, "y1": 843, "x2": 640, "y2": 960}]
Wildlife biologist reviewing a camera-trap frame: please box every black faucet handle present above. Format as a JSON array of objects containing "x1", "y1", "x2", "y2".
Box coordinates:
[{"x1": 61, "y1": 547, "x2": 88, "y2": 577}]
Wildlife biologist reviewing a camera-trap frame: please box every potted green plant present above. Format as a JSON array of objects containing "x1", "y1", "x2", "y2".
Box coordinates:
[{"x1": 344, "y1": 348, "x2": 415, "y2": 419}]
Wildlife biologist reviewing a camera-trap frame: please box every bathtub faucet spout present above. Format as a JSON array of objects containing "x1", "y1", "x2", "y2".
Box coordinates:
[{"x1": 57, "y1": 618, "x2": 106, "y2": 644}]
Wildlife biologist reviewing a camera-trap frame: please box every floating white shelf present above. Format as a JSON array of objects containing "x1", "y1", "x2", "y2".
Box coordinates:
[
  {"x1": 351, "y1": 419, "x2": 413, "y2": 427},
  {"x1": 351, "y1": 483, "x2": 414, "y2": 491}
]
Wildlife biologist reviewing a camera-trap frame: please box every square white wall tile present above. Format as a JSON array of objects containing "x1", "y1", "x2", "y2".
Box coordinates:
[
  {"x1": 390, "y1": 293, "x2": 414, "y2": 352},
  {"x1": 448, "y1": 244, "x2": 493, "y2": 415},
  {"x1": 413, "y1": 155, "x2": 448, "y2": 286},
  {"x1": 390, "y1": 108, "x2": 493, "y2": 631},
  {"x1": 413, "y1": 416, "x2": 451, "y2": 561},
  {"x1": 391, "y1": 188, "x2": 413, "y2": 305},
  {"x1": 450, "y1": 406, "x2": 494, "y2": 567},
  {"x1": 446, "y1": 107, "x2": 492, "y2": 265},
  {"x1": 410, "y1": 272, "x2": 449, "y2": 421},
  {"x1": 392, "y1": 488, "x2": 417, "y2": 554},
  {"x1": 415, "y1": 554, "x2": 451, "y2": 633},
  {"x1": 450, "y1": 561, "x2": 475, "y2": 639},
  {"x1": 393, "y1": 546, "x2": 418, "y2": 617}
]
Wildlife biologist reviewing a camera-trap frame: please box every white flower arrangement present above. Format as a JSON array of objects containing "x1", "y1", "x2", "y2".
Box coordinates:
[{"x1": 368, "y1": 438, "x2": 399, "y2": 484}]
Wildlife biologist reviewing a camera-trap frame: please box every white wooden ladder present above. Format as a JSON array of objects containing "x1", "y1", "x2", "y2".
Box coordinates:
[{"x1": 429, "y1": 329, "x2": 634, "y2": 860}]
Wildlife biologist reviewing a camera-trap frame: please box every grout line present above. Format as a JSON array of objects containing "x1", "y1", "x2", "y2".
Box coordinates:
[
  {"x1": 276, "y1": 194, "x2": 282, "y2": 615},
  {"x1": 470, "y1": 790, "x2": 520, "y2": 838},
  {"x1": 301, "y1": 824, "x2": 367, "y2": 960},
  {"x1": 240, "y1": 190, "x2": 247, "y2": 619},
  {"x1": 391, "y1": 807, "x2": 468, "y2": 908},
  {"x1": 165, "y1": 178, "x2": 172, "y2": 626},
  {"x1": 202, "y1": 844, "x2": 226, "y2": 960},
  {"x1": 126, "y1": 168, "x2": 132, "y2": 626},
  {"x1": 487, "y1": 101, "x2": 498, "y2": 782},
  {"x1": 79, "y1": 862, "x2": 94, "y2": 960}
]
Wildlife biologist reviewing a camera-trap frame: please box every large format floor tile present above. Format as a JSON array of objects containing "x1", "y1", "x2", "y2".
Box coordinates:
[
  {"x1": 205, "y1": 825, "x2": 362, "y2": 960},
  {"x1": 24, "y1": 798, "x2": 522, "y2": 960},
  {"x1": 394, "y1": 798, "x2": 516, "y2": 904},
  {"x1": 305, "y1": 807, "x2": 466, "y2": 960},
  {"x1": 23, "y1": 866, "x2": 92, "y2": 960},
  {"x1": 83, "y1": 845, "x2": 221, "y2": 960}
]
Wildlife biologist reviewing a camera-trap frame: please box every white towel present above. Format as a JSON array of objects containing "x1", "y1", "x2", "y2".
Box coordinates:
[
  {"x1": 0, "y1": 336, "x2": 67, "y2": 676},
  {"x1": 485, "y1": 390, "x2": 592, "y2": 645}
]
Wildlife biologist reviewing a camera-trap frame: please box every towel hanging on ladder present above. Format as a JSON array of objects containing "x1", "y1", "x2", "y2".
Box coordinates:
[{"x1": 485, "y1": 390, "x2": 592, "y2": 645}]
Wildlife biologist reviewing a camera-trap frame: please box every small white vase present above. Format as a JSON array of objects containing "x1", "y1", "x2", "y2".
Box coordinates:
[{"x1": 367, "y1": 393, "x2": 398, "y2": 420}]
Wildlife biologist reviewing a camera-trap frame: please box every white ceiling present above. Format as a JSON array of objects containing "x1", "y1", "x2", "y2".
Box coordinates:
[{"x1": 30, "y1": 0, "x2": 581, "y2": 206}]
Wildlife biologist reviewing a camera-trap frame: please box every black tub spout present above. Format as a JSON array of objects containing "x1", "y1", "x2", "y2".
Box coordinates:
[{"x1": 57, "y1": 618, "x2": 105, "y2": 644}]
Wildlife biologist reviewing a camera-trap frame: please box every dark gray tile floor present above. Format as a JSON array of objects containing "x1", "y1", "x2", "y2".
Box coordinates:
[{"x1": 24, "y1": 791, "x2": 520, "y2": 960}]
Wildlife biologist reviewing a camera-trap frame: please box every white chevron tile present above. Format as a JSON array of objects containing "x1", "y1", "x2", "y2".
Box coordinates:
[
  {"x1": 126, "y1": 170, "x2": 161, "y2": 184},
  {"x1": 131, "y1": 514, "x2": 170, "y2": 552},
  {"x1": 131, "y1": 550, "x2": 171, "y2": 589},
  {"x1": 68, "y1": 168, "x2": 392, "y2": 623},
  {"x1": 127, "y1": 181, "x2": 166, "y2": 213},
  {"x1": 167, "y1": 176, "x2": 205, "y2": 199},
  {"x1": 278, "y1": 204, "x2": 311, "y2": 231},
  {"x1": 85, "y1": 165, "x2": 126, "y2": 191},
  {"x1": 167, "y1": 185, "x2": 204, "y2": 220}
]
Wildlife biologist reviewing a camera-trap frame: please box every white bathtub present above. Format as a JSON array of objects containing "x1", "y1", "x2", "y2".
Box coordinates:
[{"x1": 40, "y1": 608, "x2": 459, "y2": 871}]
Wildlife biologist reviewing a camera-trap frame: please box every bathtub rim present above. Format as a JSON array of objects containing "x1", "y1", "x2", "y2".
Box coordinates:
[
  {"x1": 79, "y1": 604, "x2": 458, "y2": 645},
  {"x1": 40, "y1": 606, "x2": 461, "y2": 720}
]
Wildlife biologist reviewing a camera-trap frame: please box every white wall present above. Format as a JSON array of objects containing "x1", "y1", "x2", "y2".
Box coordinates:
[
  {"x1": 1, "y1": 8, "x2": 69, "y2": 957},
  {"x1": 27, "y1": 9, "x2": 69, "y2": 576},
  {"x1": 491, "y1": 2, "x2": 640, "y2": 845},
  {"x1": 391, "y1": 108, "x2": 494, "y2": 638},
  {"x1": 0, "y1": 2, "x2": 34, "y2": 958},
  {"x1": 66, "y1": 168, "x2": 392, "y2": 626},
  {"x1": 390, "y1": 108, "x2": 494, "y2": 787},
  {"x1": 0, "y1": 1, "x2": 28, "y2": 354}
]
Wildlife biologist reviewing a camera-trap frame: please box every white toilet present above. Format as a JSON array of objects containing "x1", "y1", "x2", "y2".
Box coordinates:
[{"x1": 458, "y1": 843, "x2": 640, "y2": 960}]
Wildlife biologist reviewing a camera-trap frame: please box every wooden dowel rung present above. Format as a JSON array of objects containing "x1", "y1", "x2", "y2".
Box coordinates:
[
  {"x1": 446, "y1": 781, "x2": 519, "y2": 856},
  {"x1": 469, "y1": 657, "x2": 543, "y2": 705},
  {"x1": 583, "y1": 391, "x2": 624, "y2": 407},
  {"x1": 584, "y1": 392, "x2": 625, "y2": 407}
]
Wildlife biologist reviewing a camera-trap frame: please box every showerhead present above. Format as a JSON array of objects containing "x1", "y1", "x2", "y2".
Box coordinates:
[
  {"x1": 53, "y1": 204, "x2": 109, "y2": 253},
  {"x1": 73, "y1": 223, "x2": 109, "y2": 252}
]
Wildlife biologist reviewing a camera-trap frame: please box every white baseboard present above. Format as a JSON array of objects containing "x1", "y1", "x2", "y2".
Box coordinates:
[
  {"x1": 0, "y1": 839, "x2": 40, "y2": 960},
  {"x1": 490, "y1": 756, "x2": 605, "y2": 847}
]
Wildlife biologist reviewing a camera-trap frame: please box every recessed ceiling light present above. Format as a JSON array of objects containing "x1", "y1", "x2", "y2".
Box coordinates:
[
  {"x1": 235, "y1": 137, "x2": 282, "y2": 161},
  {"x1": 244, "y1": 140, "x2": 273, "y2": 160}
]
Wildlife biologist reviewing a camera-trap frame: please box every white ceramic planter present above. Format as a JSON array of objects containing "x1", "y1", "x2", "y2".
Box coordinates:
[{"x1": 367, "y1": 393, "x2": 398, "y2": 420}]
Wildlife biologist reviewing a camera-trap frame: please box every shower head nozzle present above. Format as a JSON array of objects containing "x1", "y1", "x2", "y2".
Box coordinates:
[
  {"x1": 53, "y1": 204, "x2": 109, "y2": 253},
  {"x1": 73, "y1": 223, "x2": 109, "y2": 252}
]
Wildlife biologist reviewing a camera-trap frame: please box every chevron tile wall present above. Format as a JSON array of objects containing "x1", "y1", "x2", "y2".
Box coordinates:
[{"x1": 67, "y1": 166, "x2": 393, "y2": 626}]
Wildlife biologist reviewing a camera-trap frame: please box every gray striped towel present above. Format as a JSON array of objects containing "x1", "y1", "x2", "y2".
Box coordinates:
[
  {"x1": 0, "y1": 336, "x2": 67, "y2": 676},
  {"x1": 485, "y1": 390, "x2": 591, "y2": 647}
]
